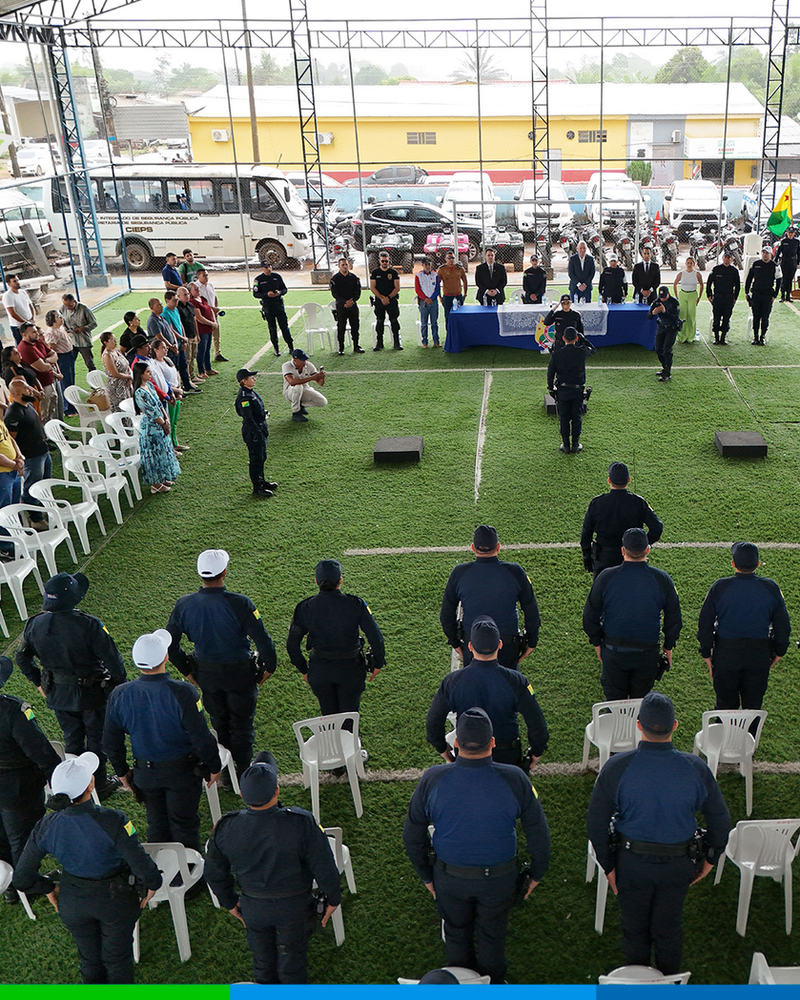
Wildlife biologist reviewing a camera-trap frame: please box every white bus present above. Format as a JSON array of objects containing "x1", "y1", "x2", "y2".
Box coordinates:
[{"x1": 33, "y1": 164, "x2": 314, "y2": 271}]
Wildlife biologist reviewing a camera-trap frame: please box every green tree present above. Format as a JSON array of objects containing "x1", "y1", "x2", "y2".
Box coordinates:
[
  {"x1": 450, "y1": 50, "x2": 509, "y2": 82},
  {"x1": 654, "y1": 46, "x2": 715, "y2": 84},
  {"x1": 626, "y1": 160, "x2": 652, "y2": 186},
  {"x1": 354, "y1": 62, "x2": 385, "y2": 85},
  {"x1": 251, "y1": 53, "x2": 293, "y2": 86}
]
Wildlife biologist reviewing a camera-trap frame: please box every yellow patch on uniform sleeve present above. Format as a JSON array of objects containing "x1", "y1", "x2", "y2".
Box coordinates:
[
  {"x1": 530, "y1": 783, "x2": 539, "y2": 799},
  {"x1": 242, "y1": 401, "x2": 250, "y2": 407},
  {"x1": 526, "y1": 575, "x2": 532, "y2": 584},
  {"x1": 23, "y1": 707, "x2": 35, "y2": 721},
  {"x1": 253, "y1": 609, "x2": 261, "y2": 620},
  {"x1": 196, "y1": 698, "x2": 204, "y2": 712},
  {"x1": 366, "y1": 604, "x2": 372, "y2": 614},
  {"x1": 102, "y1": 625, "x2": 109, "y2": 634},
  {"x1": 318, "y1": 823, "x2": 325, "y2": 833},
  {"x1": 124, "y1": 821, "x2": 136, "y2": 837},
  {"x1": 527, "y1": 684, "x2": 534, "y2": 696}
]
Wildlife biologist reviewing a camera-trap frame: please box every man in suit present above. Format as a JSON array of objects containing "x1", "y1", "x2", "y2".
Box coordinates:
[
  {"x1": 474, "y1": 249, "x2": 507, "y2": 306},
  {"x1": 568, "y1": 241, "x2": 595, "y2": 302},
  {"x1": 632, "y1": 247, "x2": 661, "y2": 305}
]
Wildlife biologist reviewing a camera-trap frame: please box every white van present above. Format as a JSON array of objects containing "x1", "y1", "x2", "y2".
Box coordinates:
[
  {"x1": 585, "y1": 171, "x2": 649, "y2": 227},
  {"x1": 35, "y1": 163, "x2": 313, "y2": 271},
  {"x1": 0, "y1": 186, "x2": 54, "y2": 273},
  {"x1": 442, "y1": 172, "x2": 498, "y2": 226}
]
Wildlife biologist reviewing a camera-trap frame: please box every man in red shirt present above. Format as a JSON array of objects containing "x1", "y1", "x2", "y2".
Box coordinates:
[
  {"x1": 188, "y1": 282, "x2": 218, "y2": 379},
  {"x1": 17, "y1": 323, "x2": 62, "y2": 423}
]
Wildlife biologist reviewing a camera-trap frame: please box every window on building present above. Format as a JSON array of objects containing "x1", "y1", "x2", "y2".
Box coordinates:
[
  {"x1": 407, "y1": 132, "x2": 437, "y2": 145},
  {"x1": 578, "y1": 130, "x2": 607, "y2": 143}
]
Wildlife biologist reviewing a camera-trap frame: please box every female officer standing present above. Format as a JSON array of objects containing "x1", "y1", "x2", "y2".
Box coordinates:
[{"x1": 13, "y1": 752, "x2": 162, "y2": 984}]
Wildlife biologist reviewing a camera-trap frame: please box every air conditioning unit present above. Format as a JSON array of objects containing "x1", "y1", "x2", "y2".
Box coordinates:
[
  {"x1": 316, "y1": 132, "x2": 333, "y2": 145},
  {"x1": 671, "y1": 130, "x2": 682, "y2": 143},
  {"x1": 211, "y1": 129, "x2": 230, "y2": 143}
]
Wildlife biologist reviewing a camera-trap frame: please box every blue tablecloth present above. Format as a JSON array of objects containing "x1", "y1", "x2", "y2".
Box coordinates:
[{"x1": 444, "y1": 303, "x2": 656, "y2": 353}]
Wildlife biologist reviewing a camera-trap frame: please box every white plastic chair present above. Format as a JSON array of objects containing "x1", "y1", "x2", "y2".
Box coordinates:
[
  {"x1": 86, "y1": 370, "x2": 107, "y2": 392},
  {"x1": 105, "y1": 410, "x2": 143, "y2": 447},
  {"x1": 135, "y1": 842, "x2": 204, "y2": 963},
  {"x1": 743, "y1": 232, "x2": 763, "y2": 257},
  {"x1": 204, "y1": 744, "x2": 237, "y2": 825},
  {"x1": 692, "y1": 709, "x2": 767, "y2": 816},
  {"x1": 585, "y1": 839, "x2": 610, "y2": 934},
  {"x1": 714, "y1": 818, "x2": 800, "y2": 936},
  {"x1": 119, "y1": 398, "x2": 136, "y2": 415},
  {"x1": 319, "y1": 826, "x2": 356, "y2": 946},
  {"x1": 28, "y1": 478, "x2": 106, "y2": 555},
  {"x1": 398, "y1": 967, "x2": 492, "y2": 985},
  {"x1": 300, "y1": 302, "x2": 333, "y2": 355},
  {"x1": 581, "y1": 699, "x2": 643, "y2": 771},
  {"x1": 0, "y1": 860, "x2": 37, "y2": 921},
  {"x1": 0, "y1": 538, "x2": 44, "y2": 622},
  {"x1": 749, "y1": 951, "x2": 800, "y2": 984},
  {"x1": 62, "y1": 456, "x2": 132, "y2": 525},
  {"x1": 63, "y1": 385, "x2": 107, "y2": 432},
  {"x1": 598, "y1": 966, "x2": 691, "y2": 984},
  {"x1": 89, "y1": 432, "x2": 142, "y2": 501},
  {"x1": 327, "y1": 300, "x2": 352, "y2": 349},
  {"x1": 44, "y1": 419, "x2": 97, "y2": 471},
  {"x1": 292, "y1": 713, "x2": 366, "y2": 823},
  {"x1": 0, "y1": 504, "x2": 77, "y2": 578}
]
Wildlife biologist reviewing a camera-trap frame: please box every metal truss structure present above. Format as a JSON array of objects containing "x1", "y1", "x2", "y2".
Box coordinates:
[
  {"x1": 757, "y1": 0, "x2": 790, "y2": 229},
  {"x1": 529, "y1": 0, "x2": 551, "y2": 243}
]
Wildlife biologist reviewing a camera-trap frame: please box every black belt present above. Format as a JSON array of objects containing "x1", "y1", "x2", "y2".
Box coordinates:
[
  {"x1": 494, "y1": 739, "x2": 521, "y2": 751},
  {"x1": 132, "y1": 753, "x2": 194, "y2": 770},
  {"x1": 622, "y1": 838, "x2": 693, "y2": 857},
  {"x1": 62, "y1": 867, "x2": 129, "y2": 884},
  {"x1": 604, "y1": 635, "x2": 658, "y2": 652},
  {"x1": 435, "y1": 858, "x2": 517, "y2": 879},
  {"x1": 310, "y1": 648, "x2": 362, "y2": 660},
  {"x1": 196, "y1": 658, "x2": 253, "y2": 671},
  {"x1": 714, "y1": 637, "x2": 770, "y2": 650},
  {"x1": 242, "y1": 887, "x2": 308, "y2": 900},
  {"x1": 559, "y1": 382, "x2": 585, "y2": 389}
]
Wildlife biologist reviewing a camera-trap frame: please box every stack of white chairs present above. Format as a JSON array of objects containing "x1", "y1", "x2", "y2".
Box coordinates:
[
  {"x1": 135, "y1": 842, "x2": 204, "y2": 963},
  {"x1": 28, "y1": 479, "x2": 105, "y2": 555},
  {"x1": 0, "y1": 504, "x2": 77, "y2": 578}
]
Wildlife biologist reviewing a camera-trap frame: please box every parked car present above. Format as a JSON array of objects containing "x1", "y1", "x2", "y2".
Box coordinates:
[
  {"x1": 349, "y1": 200, "x2": 483, "y2": 260},
  {"x1": 662, "y1": 180, "x2": 727, "y2": 237},
  {"x1": 442, "y1": 174, "x2": 497, "y2": 227},
  {"x1": 285, "y1": 171, "x2": 342, "y2": 190},
  {"x1": 285, "y1": 171, "x2": 342, "y2": 212},
  {"x1": 514, "y1": 179, "x2": 574, "y2": 232},
  {"x1": 13, "y1": 145, "x2": 55, "y2": 177},
  {"x1": 741, "y1": 178, "x2": 800, "y2": 230},
  {"x1": 585, "y1": 172, "x2": 649, "y2": 227},
  {"x1": 344, "y1": 165, "x2": 428, "y2": 187}
]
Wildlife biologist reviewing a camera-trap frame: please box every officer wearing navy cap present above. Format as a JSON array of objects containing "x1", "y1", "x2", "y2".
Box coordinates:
[
  {"x1": 583, "y1": 528, "x2": 681, "y2": 700},
  {"x1": 543, "y1": 294, "x2": 585, "y2": 349},
  {"x1": 586, "y1": 692, "x2": 730, "y2": 975},
  {"x1": 13, "y1": 750, "x2": 162, "y2": 983},
  {"x1": 167, "y1": 550, "x2": 277, "y2": 776},
  {"x1": 0, "y1": 656, "x2": 60, "y2": 904},
  {"x1": 404, "y1": 707, "x2": 550, "y2": 984},
  {"x1": 441, "y1": 526, "x2": 540, "y2": 670},
  {"x1": 580, "y1": 462, "x2": 663, "y2": 577},
  {"x1": 253, "y1": 261, "x2": 294, "y2": 357},
  {"x1": 426, "y1": 616, "x2": 548, "y2": 771},
  {"x1": 698, "y1": 542, "x2": 790, "y2": 711},
  {"x1": 546, "y1": 324, "x2": 596, "y2": 453},
  {"x1": 235, "y1": 367, "x2": 278, "y2": 499},
  {"x1": 204, "y1": 750, "x2": 341, "y2": 984},
  {"x1": 287, "y1": 559, "x2": 385, "y2": 724},
  {"x1": 103, "y1": 629, "x2": 222, "y2": 850},
  {"x1": 16, "y1": 572, "x2": 126, "y2": 799}
]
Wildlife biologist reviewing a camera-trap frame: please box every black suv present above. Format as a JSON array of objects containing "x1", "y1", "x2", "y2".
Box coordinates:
[
  {"x1": 350, "y1": 201, "x2": 483, "y2": 260},
  {"x1": 344, "y1": 165, "x2": 428, "y2": 187}
]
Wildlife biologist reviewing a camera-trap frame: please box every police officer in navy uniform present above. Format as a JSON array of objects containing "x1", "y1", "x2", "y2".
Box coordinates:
[
  {"x1": 287, "y1": 559, "x2": 385, "y2": 722},
  {"x1": 745, "y1": 247, "x2": 780, "y2": 345},
  {"x1": 104, "y1": 630, "x2": 222, "y2": 851},
  {"x1": 369, "y1": 252, "x2": 402, "y2": 351},
  {"x1": 698, "y1": 542, "x2": 790, "y2": 712},
  {"x1": 16, "y1": 572, "x2": 125, "y2": 799},
  {"x1": 403, "y1": 708, "x2": 550, "y2": 984},
  {"x1": 586, "y1": 692, "x2": 731, "y2": 975},
  {"x1": 547, "y1": 324, "x2": 595, "y2": 454},
  {"x1": 775, "y1": 225, "x2": 800, "y2": 301},
  {"x1": 0, "y1": 656, "x2": 60, "y2": 903},
  {"x1": 13, "y1": 751, "x2": 162, "y2": 984},
  {"x1": 583, "y1": 528, "x2": 682, "y2": 701},
  {"x1": 543, "y1": 294, "x2": 585, "y2": 349},
  {"x1": 581, "y1": 462, "x2": 664, "y2": 578},
  {"x1": 426, "y1": 617, "x2": 548, "y2": 771},
  {"x1": 235, "y1": 367, "x2": 278, "y2": 499},
  {"x1": 441, "y1": 525, "x2": 540, "y2": 671},
  {"x1": 166, "y1": 549, "x2": 277, "y2": 776},
  {"x1": 649, "y1": 285, "x2": 682, "y2": 381},
  {"x1": 252, "y1": 262, "x2": 294, "y2": 357},
  {"x1": 706, "y1": 250, "x2": 741, "y2": 344},
  {"x1": 204, "y1": 750, "x2": 341, "y2": 984}
]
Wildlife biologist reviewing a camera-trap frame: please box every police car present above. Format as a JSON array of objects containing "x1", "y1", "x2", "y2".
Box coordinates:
[{"x1": 741, "y1": 179, "x2": 800, "y2": 231}]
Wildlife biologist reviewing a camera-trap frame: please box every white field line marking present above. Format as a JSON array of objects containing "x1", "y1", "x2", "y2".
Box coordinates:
[
  {"x1": 244, "y1": 363, "x2": 800, "y2": 377},
  {"x1": 93, "y1": 304, "x2": 268, "y2": 342},
  {"x1": 785, "y1": 300, "x2": 800, "y2": 319},
  {"x1": 246, "y1": 308, "x2": 302, "y2": 370},
  {"x1": 474, "y1": 371, "x2": 492, "y2": 503},
  {"x1": 344, "y1": 540, "x2": 800, "y2": 556}
]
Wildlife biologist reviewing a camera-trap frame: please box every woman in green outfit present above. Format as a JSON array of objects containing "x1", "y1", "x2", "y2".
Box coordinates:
[{"x1": 673, "y1": 256, "x2": 704, "y2": 342}]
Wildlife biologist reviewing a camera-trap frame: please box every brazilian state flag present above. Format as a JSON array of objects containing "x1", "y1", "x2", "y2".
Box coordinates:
[{"x1": 767, "y1": 184, "x2": 793, "y2": 236}]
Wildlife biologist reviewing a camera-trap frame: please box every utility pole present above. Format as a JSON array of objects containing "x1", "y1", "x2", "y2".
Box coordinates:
[
  {"x1": 0, "y1": 87, "x2": 21, "y2": 179},
  {"x1": 242, "y1": 0, "x2": 260, "y2": 163}
]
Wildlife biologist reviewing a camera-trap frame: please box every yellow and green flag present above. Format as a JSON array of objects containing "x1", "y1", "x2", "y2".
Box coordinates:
[{"x1": 767, "y1": 184, "x2": 793, "y2": 236}]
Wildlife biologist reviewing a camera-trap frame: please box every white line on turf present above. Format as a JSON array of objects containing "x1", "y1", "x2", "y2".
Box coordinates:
[
  {"x1": 246, "y1": 309, "x2": 302, "y2": 370},
  {"x1": 344, "y1": 540, "x2": 800, "y2": 556},
  {"x1": 474, "y1": 371, "x2": 492, "y2": 503}
]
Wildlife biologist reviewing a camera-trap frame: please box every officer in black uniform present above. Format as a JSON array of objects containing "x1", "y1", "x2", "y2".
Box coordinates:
[
  {"x1": 583, "y1": 528, "x2": 682, "y2": 701},
  {"x1": 204, "y1": 750, "x2": 341, "y2": 984},
  {"x1": 252, "y1": 262, "x2": 294, "y2": 357},
  {"x1": 166, "y1": 549, "x2": 277, "y2": 775},
  {"x1": 403, "y1": 708, "x2": 550, "y2": 984},
  {"x1": 745, "y1": 247, "x2": 780, "y2": 345},
  {"x1": 235, "y1": 367, "x2": 278, "y2": 499},
  {"x1": 543, "y1": 294, "x2": 585, "y2": 349},
  {"x1": 0, "y1": 656, "x2": 60, "y2": 902},
  {"x1": 706, "y1": 251, "x2": 741, "y2": 344},
  {"x1": 104, "y1": 629, "x2": 222, "y2": 851},
  {"x1": 547, "y1": 324, "x2": 595, "y2": 453},
  {"x1": 775, "y1": 225, "x2": 800, "y2": 301},
  {"x1": 426, "y1": 617, "x2": 548, "y2": 771},
  {"x1": 522, "y1": 255, "x2": 546, "y2": 304},
  {"x1": 697, "y1": 542, "x2": 790, "y2": 712},
  {"x1": 287, "y1": 559, "x2": 385, "y2": 723},
  {"x1": 586, "y1": 692, "x2": 731, "y2": 975},
  {"x1": 369, "y1": 252, "x2": 402, "y2": 351},
  {"x1": 16, "y1": 572, "x2": 125, "y2": 799},
  {"x1": 649, "y1": 285, "x2": 682, "y2": 381},
  {"x1": 598, "y1": 256, "x2": 628, "y2": 303},
  {"x1": 581, "y1": 461, "x2": 664, "y2": 578},
  {"x1": 13, "y1": 751, "x2": 162, "y2": 984},
  {"x1": 441, "y1": 525, "x2": 541, "y2": 670},
  {"x1": 329, "y1": 257, "x2": 364, "y2": 355}
]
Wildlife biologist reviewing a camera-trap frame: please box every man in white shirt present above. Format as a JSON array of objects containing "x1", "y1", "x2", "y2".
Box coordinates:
[
  {"x1": 196, "y1": 268, "x2": 228, "y2": 363},
  {"x1": 281, "y1": 349, "x2": 327, "y2": 423},
  {"x1": 2, "y1": 276, "x2": 35, "y2": 346}
]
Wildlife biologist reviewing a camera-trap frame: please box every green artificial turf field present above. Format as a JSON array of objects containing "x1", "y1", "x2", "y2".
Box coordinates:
[{"x1": 1, "y1": 285, "x2": 799, "y2": 985}]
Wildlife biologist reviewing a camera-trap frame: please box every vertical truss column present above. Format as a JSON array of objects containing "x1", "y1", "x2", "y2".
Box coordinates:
[
  {"x1": 529, "y1": 0, "x2": 551, "y2": 251},
  {"x1": 756, "y1": 0, "x2": 789, "y2": 230},
  {"x1": 47, "y1": 28, "x2": 106, "y2": 283},
  {"x1": 289, "y1": 0, "x2": 330, "y2": 271}
]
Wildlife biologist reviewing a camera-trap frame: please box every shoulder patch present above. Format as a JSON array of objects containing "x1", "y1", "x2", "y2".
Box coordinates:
[
  {"x1": 530, "y1": 782, "x2": 539, "y2": 799},
  {"x1": 527, "y1": 684, "x2": 534, "y2": 696},
  {"x1": 196, "y1": 697, "x2": 204, "y2": 713},
  {"x1": 253, "y1": 609, "x2": 261, "y2": 619},
  {"x1": 124, "y1": 820, "x2": 136, "y2": 837},
  {"x1": 241, "y1": 400, "x2": 250, "y2": 407}
]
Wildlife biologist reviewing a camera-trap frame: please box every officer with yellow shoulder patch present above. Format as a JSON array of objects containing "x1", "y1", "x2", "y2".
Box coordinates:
[
  {"x1": 13, "y1": 752, "x2": 162, "y2": 983},
  {"x1": 235, "y1": 367, "x2": 277, "y2": 499},
  {"x1": 166, "y1": 550, "x2": 277, "y2": 777},
  {"x1": 104, "y1": 630, "x2": 222, "y2": 850},
  {"x1": 0, "y1": 655, "x2": 60, "y2": 904}
]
